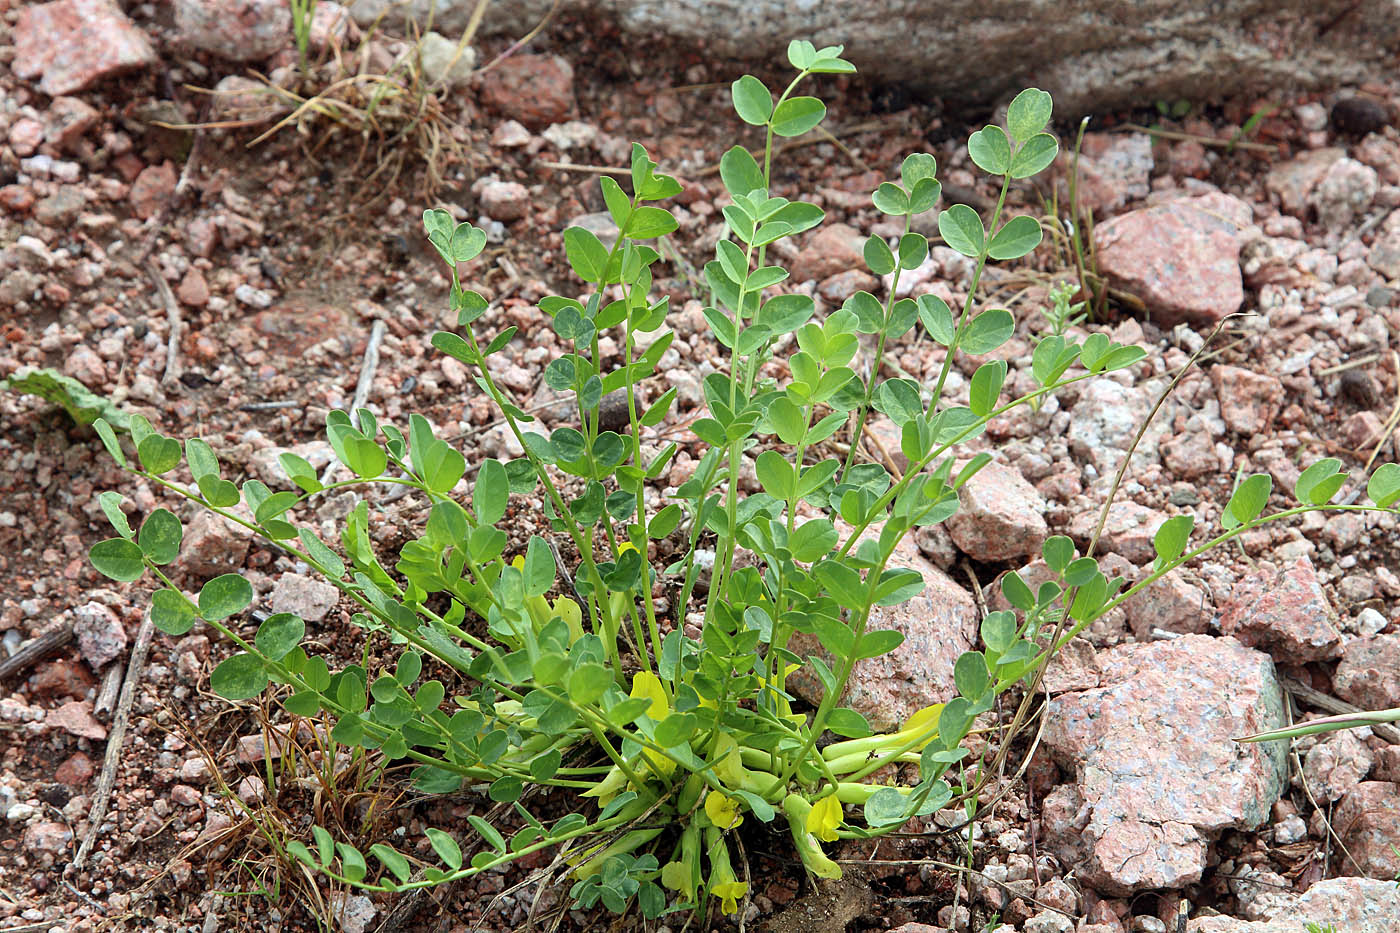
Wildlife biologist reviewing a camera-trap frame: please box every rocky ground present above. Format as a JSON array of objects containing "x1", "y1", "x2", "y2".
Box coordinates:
[{"x1": 2, "y1": 2, "x2": 1400, "y2": 933}]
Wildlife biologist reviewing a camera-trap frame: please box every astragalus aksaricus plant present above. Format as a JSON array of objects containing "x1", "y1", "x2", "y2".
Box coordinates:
[{"x1": 86, "y1": 39, "x2": 1400, "y2": 924}]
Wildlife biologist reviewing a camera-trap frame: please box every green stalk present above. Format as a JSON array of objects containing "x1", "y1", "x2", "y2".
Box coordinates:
[{"x1": 842, "y1": 213, "x2": 913, "y2": 478}]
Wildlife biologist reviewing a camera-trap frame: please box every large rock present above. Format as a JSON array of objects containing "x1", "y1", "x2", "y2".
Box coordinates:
[
  {"x1": 1095, "y1": 193, "x2": 1251, "y2": 327},
  {"x1": 1216, "y1": 557, "x2": 1342, "y2": 663},
  {"x1": 14, "y1": 0, "x2": 158, "y2": 95},
  {"x1": 1040, "y1": 635, "x2": 1287, "y2": 895},
  {"x1": 1334, "y1": 634, "x2": 1400, "y2": 710},
  {"x1": 786, "y1": 527, "x2": 978, "y2": 732},
  {"x1": 1188, "y1": 877, "x2": 1400, "y2": 932},
  {"x1": 944, "y1": 461, "x2": 1048, "y2": 562},
  {"x1": 1333, "y1": 782, "x2": 1400, "y2": 878},
  {"x1": 345, "y1": 1, "x2": 1400, "y2": 114},
  {"x1": 477, "y1": 54, "x2": 575, "y2": 129}
]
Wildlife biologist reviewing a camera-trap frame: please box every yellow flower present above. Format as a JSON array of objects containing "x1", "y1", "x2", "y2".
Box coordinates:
[
  {"x1": 705, "y1": 828, "x2": 748, "y2": 915},
  {"x1": 897, "y1": 703, "x2": 944, "y2": 750},
  {"x1": 713, "y1": 879, "x2": 748, "y2": 915},
  {"x1": 626, "y1": 671, "x2": 677, "y2": 779},
  {"x1": 806, "y1": 792, "x2": 842, "y2": 842},
  {"x1": 704, "y1": 790, "x2": 744, "y2": 831},
  {"x1": 629, "y1": 671, "x2": 669, "y2": 719}
]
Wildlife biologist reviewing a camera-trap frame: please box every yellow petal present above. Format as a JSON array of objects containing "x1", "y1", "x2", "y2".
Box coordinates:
[
  {"x1": 898, "y1": 703, "x2": 944, "y2": 749},
  {"x1": 714, "y1": 880, "x2": 747, "y2": 915},
  {"x1": 807, "y1": 793, "x2": 842, "y2": 842},
  {"x1": 629, "y1": 671, "x2": 669, "y2": 719},
  {"x1": 711, "y1": 733, "x2": 746, "y2": 787},
  {"x1": 704, "y1": 790, "x2": 744, "y2": 831}
]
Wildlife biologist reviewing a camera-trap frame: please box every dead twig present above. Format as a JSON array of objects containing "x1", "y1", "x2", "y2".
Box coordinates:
[
  {"x1": 1116, "y1": 122, "x2": 1276, "y2": 153},
  {"x1": 0, "y1": 621, "x2": 73, "y2": 682},
  {"x1": 147, "y1": 260, "x2": 182, "y2": 387},
  {"x1": 73, "y1": 613, "x2": 155, "y2": 869},
  {"x1": 237, "y1": 400, "x2": 301, "y2": 411},
  {"x1": 536, "y1": 160, "x2": 629, "y2": 175},
  {"x1": 1316, "y1": 353, "x2": 1381, "y2": 377},
  {"x1": 1364, "y1": 349, "x2": 1400, "y2": 474},
  {"x1": 1281, "y1": 675, "x2": 1400, "y2": 745},
  {"x1": 93, "y1": 661, "x2": 124, "y2": 717},
  {"x1": 696, "y1": 119, "x2": 891, "y2": 177}
]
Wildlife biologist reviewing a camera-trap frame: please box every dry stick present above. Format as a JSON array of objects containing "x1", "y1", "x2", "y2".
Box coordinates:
[
  {"x1": 148, "y1": 260, "x2": 183, "y2": 387},
  {"x1": 73, "y1": 613, "x2": 155, "y2": 869},
  {"x1": 696, "y1": 119, "x2": 891, "y2": 176},
  {"x1": 1283, "y1": 689, "x2": 1364, "y2": 877},
  {"x1": 1363, "y1": 348, "x2": 1400, "y2": 473},
  {"x1": 316, "y1": 317, "x2": 388, "y2": 490},
  {"x1": 237, "y1": 400, "x2": 301, "y2": 411},
  {"x1": 0, "y1": 621, "x2": 73, "y2": 682},
  {"x1": 133, "y1": 116, "x2": 206, "y2": 267},
  {"x1": 1281, "y1": 675, "x2": 1400, "y2": 745},
  {"x1": 1115, "y1": 123, "x2": 1276, "y2": 153},
  {"x1": 93, "y1": 662, "x2": 124, "y2": 717},
  {"x1": 1316, "y1": 353, "x2": 1381, "y2": 377},
  {"x1": 472, "y1": 0, "x2": 561, "y2": 75},
  {"x1": 536, "y1": 160, "x2": 628, "y2": 175}
]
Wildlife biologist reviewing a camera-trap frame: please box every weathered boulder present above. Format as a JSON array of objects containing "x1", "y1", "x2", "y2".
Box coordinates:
[
  {"x1": 346, "y1": 1, "x2": 1400, "y2": 113},
  {"x1": 1187, "y1": 877, "x2": 1400, "y2": 932},
  {"x1": 1040, "y1": 635, "x2": 1287, "y2": 895}
]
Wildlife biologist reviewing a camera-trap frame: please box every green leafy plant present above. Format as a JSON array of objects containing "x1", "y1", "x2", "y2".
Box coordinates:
[{"x1": 85, "y1": 40, "x2": 1400, "y2": 925}]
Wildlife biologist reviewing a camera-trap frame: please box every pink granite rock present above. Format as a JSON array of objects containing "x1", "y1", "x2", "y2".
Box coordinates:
[
  {"x1": 478, "y1": 54, "x2": 576, "y2": 129},
  {"x1": 479, "y1": 180, "x2": 531, "y2": 222},
  {"x1": 790, "y1": 223, "x2": 866, "y2": 283},
  {"x1": 1217, "y1": 558, "x2": 1342, "y2": 663},
  {"x1": 1212, "y1": 365, "x2": 1284, "y2": 435},
  {"x1": 1067, "y1": 501, "x2": 1170, "y2": 565},
  {"x1": 786, "y1": 527, "x2": 978, "y2": 731},
  {"x1": 181, "y1": 510, "x2": 252, "y2": 577},
  {"x1": 1301, "y1": 728, "x2": 1374, "y2": 802},
  {"x1": 72, "y1": 600, "x2": 127, "y2": 668},
  {"x1": 1334, "y1": 782, "x2": 1400, "y2": 879},
  {"x1": 1264, "y1": 148, "x2": 1344, "y2": 216},
  {"x1": 1123, "y1": 569, "x2": 1211, "y2": 638},
  {"x1": 1333, "y1": 633, "x2": 1400, "y2": 710},
  {"x1": 945, "y1": 461, "x2": 1048, "y2": 562},
  {"x1": 1094, "y1": 193, "x2": 1250, "y2": 327},
  {"x1": 1041, "y1": 635, "x2": 1287, "y2": 895},
  {"x1": 47, "y1": 700, "x2": 108, "y2": 740},
  {"x1": 1188, "y1": 877, "x2": 1399, "y2": 932},
  {"x1": 268, "y1": 573, "x2": 340, "y2": 622},
  {"x1": 13, "y1": 0, "x2": 157, "y2": 96}
]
